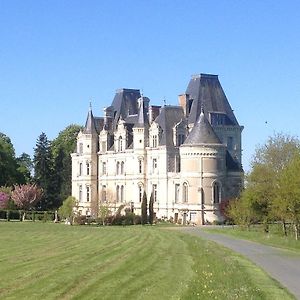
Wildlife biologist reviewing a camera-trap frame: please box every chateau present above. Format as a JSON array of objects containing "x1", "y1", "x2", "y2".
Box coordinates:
[{"x1": 71, "y1": 74, "x2": 243, "y2": 224}]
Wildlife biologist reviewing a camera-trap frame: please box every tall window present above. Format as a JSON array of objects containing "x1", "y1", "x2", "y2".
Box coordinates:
[
  {"x1": 213, "y1": 182, "x2": 220, "y2": 204},
  {"x1": 102, "y1": 162, "x2": 106, "y2": 175},
  {"x1": 121, "y1": 162, "x2": 124, "y2": 174},
  {"x1": 86, "y1": 186, "x2": 90, "y2": 202},
  {"x1": 116, "y1": 185, "x2": 120, "y2": 202},
  {"x1": 86, "y1": 163, "x2": 90, "y2": 175},
  {"x1": 102, "y1": 185, "x2": 107, "y2": 202},
  {"x1": 116, "y1": 162, "x2": 120, "y2": 175},
  {"x1": 183, "y1": 183, "x2": 188, "y2": 203},
  {"x1": 177, "y1": 134, "x2": 185, "y2": 146},
  {"x1": 138, "y1": 185, "x2": 143, "y2": 202},
  {"x1": 175, "y1": 184, "x2": 180, "y2": 203},
  {"x1": 138, "y1": 159, "x2": 142, "y2": 174},
  {"x1": 79, "y1": 185, "x2": 82, "y2": 201},
  {"x1": 152, "y1": 184, "x2": 157, "y2": 202},
  {"x1": 118, "y1": 136, "x2": 123, "y2": 152},
  {"x1": 79, "y1": 163, "x2": 82, "y2": 176},
  {"x1": 152, "y1": 135, "x2": 158, "y2": 147},
  {"x1": 201, "y1": 188, "x2": 205, "y2": 206},
  {"x1": 153, "y1": 158, "x2": 157, "y2": 171},
  {"x1": 121, "y1": 185, "x2": 124, "y2": 202}
]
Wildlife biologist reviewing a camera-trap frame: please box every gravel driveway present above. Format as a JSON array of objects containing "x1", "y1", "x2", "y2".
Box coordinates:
[{"x1": 180, "y1": 227, "x2": 300, "y2": 299}]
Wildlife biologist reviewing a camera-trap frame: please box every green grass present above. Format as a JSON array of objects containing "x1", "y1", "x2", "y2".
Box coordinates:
[
  {"x1": 0, "y1": 222, "x2": 294, "y2": 300},
  {"x1": 203, "y1": 225, "x2": 300, "y2": 253}
]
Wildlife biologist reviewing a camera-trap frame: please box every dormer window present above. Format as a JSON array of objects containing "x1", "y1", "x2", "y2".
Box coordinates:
[{"x1": 152, "y1": 135, "x2": 158, "y2": 148}]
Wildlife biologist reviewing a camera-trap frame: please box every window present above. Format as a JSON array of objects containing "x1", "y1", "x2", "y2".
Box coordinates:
[
  {"x1": 138, "y1": 159, "x2": 142, "y2": 174},
  {"x1": 121, "y1": 185, "x2": 124, "y2": 202},
  {"x1": 86, "y1": 163, "x2": 90, "y2": 175},
  {"x1": 213, "y1": 182, "x2": 220, "y2": 204},
  {"x1": 201, "y1": 188, "x2": 205, "y2": 205},
  {"x1": 152, "y1": 135, "x2": 158, "y2": 147},
  {"x1": 177, "y1": 134, "x2": 185, "y2": 146},
  {"x1": 121, "y1": 162, "x2": 124, "y2": 174},
  {"x1": 116, "y1": 185, "x2": 120, "y2": 202},
  {"x1": 102, "y1": 162, "x2": 106, "y2": 175},
  {"x1": 79, "y1": 163, "x2": 82, "y2": 176},
  {"x1": 102, "y1": 185, "x2": 107, "y2": 202},
  {"x1": 116, "y1": 162, "x2": 120, "y2": 175},
  {"x1": 118, "y1": 136, "x2": 123, "y2": 152},
  {"x1": 175, "y1": 184, "x2": 180, "y2": 203},
  {"x1": 175, "y1": 156, "x2": 181, "y2": 172},
  {"x1": 101, "y1": 141, "x2": 106, "y2": 152},
  {"x1": 86, "y1": 186, "x2": 90, "y2": 202},
  {"x1": 79, "y1": 185, "x2": 82, "y2": 201},
  {"x1": 79, "y1": 143, "x2": 83, "y2": 154},
  {"x1": 152, "y1": 184, "x2": 157, "y2": 202},
  {"x1": 138, "y1": 185, "x2": 143, "y2": 202},
  {"x1": 153, "y1": 158, "x2": 157, "y2": 171},
  {"x1": 183, "y1": 183, "x2": 188, "y2": 203}
]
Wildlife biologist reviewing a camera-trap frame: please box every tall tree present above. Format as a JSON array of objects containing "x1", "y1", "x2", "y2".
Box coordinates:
[
  {"x1": 149, "y1": 193, "x2": 154, "y2": 225},
  {"x1": 141, "y1": 191, "x2": 148, "y2": 225},
  {"x1": 16, "y1": 153, "x2": 33, "y2": 183},
  {"x1": 33, "y1": 132, "x2": 54, "y2": 210},
  {"x1": 51, "y1": 125, "x2": 82, "y2": 207}
]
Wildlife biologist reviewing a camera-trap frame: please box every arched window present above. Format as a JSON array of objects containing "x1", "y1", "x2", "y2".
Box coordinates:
[
  {"x1": 118, "y1": 136, "x2": 123, "y2": 152},
  {"x1": 121, "y1": 162, "x2": 124, "y2": 174},
  {"x1": 138, "y1": 159, "x2": 142, "y2": 174},
  {"x1": 116, "y1": 162, "x2": 120, "y2": 175},
  {"x1": 175, "y1": 184, "x2": 180, "y2": 203},
  {"x1": 183, "y1": 182, "x2": 188, "y2": 203},
  {"x1": 79, "y1": 185, "x2": 82, "y2": 201},
  {"x1": 200, "y1": 188, "x2": 205, "y2": 206},
  {"x1": 213, "y1": 182, "x2": 221, "y2": 204},
  {"x1": 102, "y1": 185, "x2": 107, "y2": 202},
  {"x1": 86, "y1": 186, "x2": 90, "y2": 202},
  {"x1": 86, "y1": 163, "x2": 90, "y2": 175},
  {"x1": 121, "y1": 185, "x2": 124, "y2": 202},
  {"x1": 79, "y1": 163, "x2": 82, "y2": 176},
  {"x1": 116, "y1": 185, "x2": 120, "y2": 202},
  {"x1": 138, "y1": 184, "x2": 143, "y2": 202}
]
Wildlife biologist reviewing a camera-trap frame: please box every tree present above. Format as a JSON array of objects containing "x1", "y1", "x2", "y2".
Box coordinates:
[
  {"x1": 11, "y1": 184, "x2": 43, "y2": 221},
  {"x1": 141, "y1": 191, "x2": 148, "y2": 225},
  {"x1": 33, "y1": 132, "x2": 55, "y2": 210},
  {"x1": 51, "y1": 125, "x2": 82, "y2": 207},
  {"x1": 0, "y1": 132, "x2": 26, "y2": 186},
  {"x1": 98, "y1": 204, "x2": 111, "y2": 225},
  {"x1": 16, "y1": 153, "x2": 33, "y2": 183},
  {"x1": 0, "y1": 191, "x2": 9, "y2": 210},
  {"x1": 58, "y1": 196, "x2": 78, "y2": 224},
  {"x1": 149, "y1": 193, "x2": 154, "y2": 225},
  {"x1": 274, "y1": 154, "x2": 300, "y2": 240}
]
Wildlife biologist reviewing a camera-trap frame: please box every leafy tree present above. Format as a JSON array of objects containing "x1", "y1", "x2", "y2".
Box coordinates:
[
  {"x1": 51, "y1": 125, "x2": 82, "y2": 207},
  {"x1": 58, "y1": 196, "x2": 78, "y2": 224},
  {"x1": 11, "y1": 184, "x2": 43, "y2": 221},
  {"x1": 33, "y1": 132, "x2": 55, "y2": 210},
  {"x1": 16, "y1": 153, "x2": 33, "y2": 183},
  {"x1": 141, "y1": 191, "x2": 148, "y2": 225},
  {"x1": 0, "y1": 132, "x2": 24, "y2": 186},
  {"x1": 98, "y1": 204, "x2": 111, "y2": 225},
  {"x1": 275, "y1": 154, "x2": 300, "y2": 240},
  {"x1": 149, "y1": 193, "x2": 154, "y2": 225}
]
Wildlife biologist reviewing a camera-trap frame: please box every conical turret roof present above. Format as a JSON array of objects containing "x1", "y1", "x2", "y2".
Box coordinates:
[
  {"x1": 134, "y1": 96, "x2": 149, "y2": 128},
  {"x1": 184, "y1": 108, "x2": 221, "y2": 145},
  {"x1": 83, "y1": 105, "x2": 98, "y2": 134}
]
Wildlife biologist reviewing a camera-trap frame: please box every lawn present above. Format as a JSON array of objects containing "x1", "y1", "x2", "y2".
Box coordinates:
[
  {"x1": 203, "y1": 225, "x2": 300, "y2": 253},
  {"x1": 0, "y1": 222, "x2": 294, "y2": 300}
]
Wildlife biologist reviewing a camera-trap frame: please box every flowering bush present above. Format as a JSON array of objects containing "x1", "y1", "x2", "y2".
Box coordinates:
[{"x1": 0, "y1": 191, "x2": 9, "y2": 209}]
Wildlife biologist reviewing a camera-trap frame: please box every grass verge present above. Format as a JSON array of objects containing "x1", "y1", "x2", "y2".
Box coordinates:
[{"x1": 0, "y1": 222, "x2": 294, "y2": 299}]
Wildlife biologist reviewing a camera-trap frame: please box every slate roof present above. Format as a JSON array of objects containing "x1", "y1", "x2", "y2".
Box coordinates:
[
  {"x1": 83, "y1": 108, "x2": 98, "y2": 134},
  {"x1": 186, "y1": 74, "x2": 239, "y2": 126},
  {"x1": 135, "y1": 96, "x2": 150, "y2": 128},
  {"x1": 226, "y1": 151, "x2": 243, "y2": 171},
  {"x1": 111, "y1": 88, "x2": 141, "y2": 127},
  {"x1": 155, "y1": 106, "x2": 184, "y2": 146},
  {"x1": 184, "y1": 109, "x2": 222, "y2": 145}
]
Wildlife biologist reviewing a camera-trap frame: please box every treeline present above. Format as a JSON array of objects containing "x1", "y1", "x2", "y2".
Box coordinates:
[
  {"x1": 227, "y1": 133, "x2": 300, "y2": 240},
  {"x1": 0, "y1": 125, "x2": 82, "y2": 211}
]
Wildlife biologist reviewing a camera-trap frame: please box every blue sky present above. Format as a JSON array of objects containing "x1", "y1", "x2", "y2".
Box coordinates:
[{"x1": 1, "y1": 0, "x2": 300, "y2": 171}]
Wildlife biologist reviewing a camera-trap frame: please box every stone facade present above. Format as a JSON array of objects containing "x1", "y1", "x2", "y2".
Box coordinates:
[{"x1": 71, "y1": 74, "x2": 243, "y2": 224}]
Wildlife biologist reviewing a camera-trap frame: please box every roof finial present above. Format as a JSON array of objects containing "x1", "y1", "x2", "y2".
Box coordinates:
[
  {"x1": 141, "y1": 89, "x2": 144, "y2": 98},
  {"x1": 89, "y1": 97, "x2": 93, "y2": 112},
  {"x1": 163, "y1": 96, "x2": 166, "y2": 106}
]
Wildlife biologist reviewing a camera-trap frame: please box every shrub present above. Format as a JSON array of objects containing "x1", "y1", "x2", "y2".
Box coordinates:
[{"x1": 74, "y1": 215, "x2": 87, "y2": 225}]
